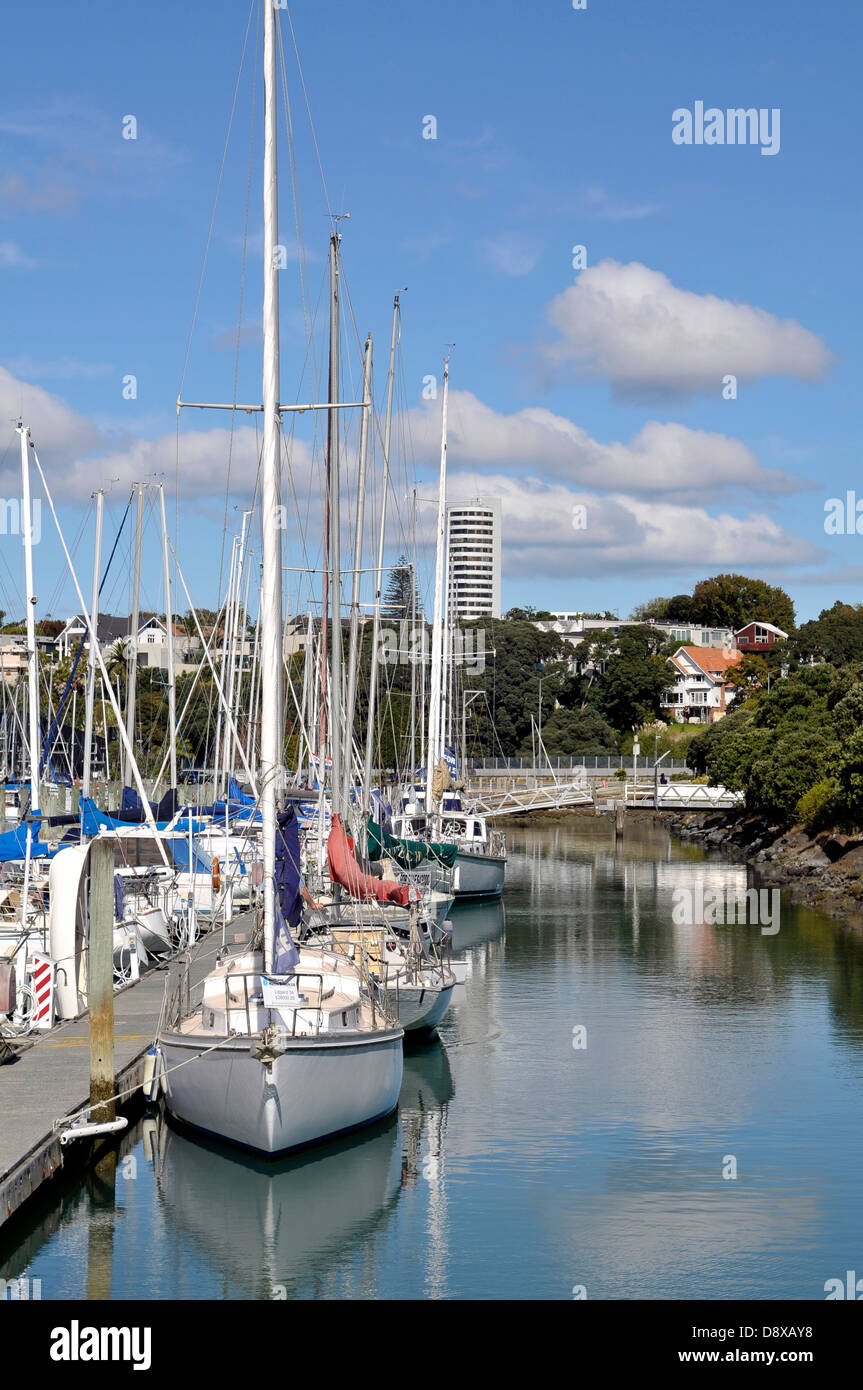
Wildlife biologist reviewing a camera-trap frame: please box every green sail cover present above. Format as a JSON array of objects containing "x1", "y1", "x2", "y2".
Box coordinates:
[{"x1": 367, "y1": 819, "x2": 458, "y2": 871}]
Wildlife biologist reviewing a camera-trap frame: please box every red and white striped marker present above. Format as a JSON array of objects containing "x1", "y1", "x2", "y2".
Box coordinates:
[{"x1": 30, "y1": 953, "x2": 55, "y2": 1030}]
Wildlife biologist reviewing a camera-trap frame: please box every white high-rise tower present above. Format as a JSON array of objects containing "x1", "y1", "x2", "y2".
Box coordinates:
[{"x1": 445, "y1": 497, "x2": 501, "y2": 620}]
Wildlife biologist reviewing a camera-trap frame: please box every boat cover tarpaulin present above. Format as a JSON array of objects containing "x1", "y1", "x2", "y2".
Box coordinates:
[
  {"x1": 79, "y1": 797, "x2": 202, "y2": 837},
  {"x1": 0, "y1": 820, "x2": 55, "y2": 862},
  {"x1": 116, "y1": 785, "x2": 178, "y2": 823},
  {"x1": 328, "y1": 815, "x2": 412, "y2": 906},
  {"x1": 228, "y1": 777, "x2": 257, "y2": 808},
  {"x1": 366, "y1": 818, "x2": 458, "y2": 871},
  {"x1": 167, "y1": 838, "x2": 212, "y2": 876}
]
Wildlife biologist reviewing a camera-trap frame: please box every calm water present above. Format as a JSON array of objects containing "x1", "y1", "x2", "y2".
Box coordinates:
[{"x1": 4, "y1": 818, "x2": 863, "y2": 1300}]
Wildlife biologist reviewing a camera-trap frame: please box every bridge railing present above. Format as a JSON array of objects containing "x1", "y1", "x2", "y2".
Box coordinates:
[
  {"x1": 624, "y1": 782, "x2": 744, "y2": 809},
  {"x1": 466, "y1": 756, "x2": 690, "y2": 773}
]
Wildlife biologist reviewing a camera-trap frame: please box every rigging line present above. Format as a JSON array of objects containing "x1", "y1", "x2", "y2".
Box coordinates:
[
  {"x1": 279, "y1": 3, "x2": 334, "y2": 220},
  {"x1": 276, "y1": 15, "x2": 322, "y2": 407},
  {"x1": 216, "y1": 3, "x2": 260, "y2": 625},
  {"x1": 175, "y1": 0, "x2": 256, "y2": 548}
]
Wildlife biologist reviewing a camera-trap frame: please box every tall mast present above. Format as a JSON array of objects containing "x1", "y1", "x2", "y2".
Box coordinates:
[
  {"x1": 410, "y1": 486, "x2": 417, "y2": 783},
  {"x1": 260, "y1": 0, "x2": 283, "y2": 970},
  {"x1": 327, "y1": 232, "x2": 343, "y2": 816},
  {"x1": 425, "y1": 358, "x2": 449, "y2": 826},
  {"x1": 158, "y1": 483, "x2": 178, "y2": 790},
  {"x1": 17, "y1": 423, "x2": 40, "y2": 812},
  {"x1": 344, "y1": 333, "x2": 373, "y2": 806},
  {"x1": 82, "y1": 489, "x2": 105, "y2": 799},
  {"x1": 362, "y1": 294, "x2": 400, "y2": 818},
  {"x1": 124, "y1": 482, "x2": 145, "y2": 784}
]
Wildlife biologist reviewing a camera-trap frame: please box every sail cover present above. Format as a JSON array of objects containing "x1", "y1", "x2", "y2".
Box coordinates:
[
  {"x1": 367, "y1": 818, "x2": 458, "y2": 871},
  {"x1": 273, "y1": 805, "x2": 302, "y2": 972},
  {"x1": 328, "y1": 815, "x2": 412, "y2": 906}
]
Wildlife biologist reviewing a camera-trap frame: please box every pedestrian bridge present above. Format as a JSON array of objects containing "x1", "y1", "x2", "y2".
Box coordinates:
[
  {"x1": 470, "y1": 779, "x2": 594, "y2": 817},
  {"x1": 624, "y1": 782, "x2": 744, "y2": 810}
]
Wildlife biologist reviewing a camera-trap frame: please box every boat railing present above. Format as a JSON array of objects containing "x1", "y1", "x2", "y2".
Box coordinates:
[{"x1": 166, "y1": 954, "x2": 395, "y2": 1036}]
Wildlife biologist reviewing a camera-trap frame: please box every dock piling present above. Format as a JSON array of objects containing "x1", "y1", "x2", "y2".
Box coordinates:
[{"x1": 88, "y1": 837, "x2": 116, "y2": 1124}]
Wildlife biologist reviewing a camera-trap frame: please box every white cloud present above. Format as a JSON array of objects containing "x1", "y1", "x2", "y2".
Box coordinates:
[
  {"x1": 0, "y1": 364, "x2": 313, "y2": 503},
  {"x1": 581, "y1": 185, "x2": 659, "y2": 222},
  {"x1": 479, "y1": 233, "x2": 542, "y2": 277},
  {"x1": 0, "y1": 173, "x2": 78, "y2": 214},
  {"x1": 405, "y1": 389, "x2": 806, "y2": 499},
  {"x1": 437, "y1": 472, "x2": 823, "y2": 579},
  {"x1": 541, "y1": 260, "x2": 832, "y2": 398},
  {"x1": 0, "y1": 240, "x2": 36, "y2": 269}
]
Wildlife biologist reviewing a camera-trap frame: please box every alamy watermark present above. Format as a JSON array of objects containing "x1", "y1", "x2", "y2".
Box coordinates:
[
  {"x1": 824, "y1": 493, "x2": 863, "y2": 535},
  {"x1": 377, "y1": 621, "x2": 486, "y2": 675},
  {"x1": 1, "y1": 1275, "x2": 42, "y2": 1300},
  {"x1": 672, "y1": 884, "x2": 780, "y2": 935},
  {"x1": 672, "y1": 103, "x2": 780, "y2": 156},
  {"x1": 0, "y1": 497, "x2": 41, "y2": 545}
]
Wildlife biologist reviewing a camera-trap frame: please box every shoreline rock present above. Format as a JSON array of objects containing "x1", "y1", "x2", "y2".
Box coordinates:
[{"x1": 662, "y1": 809, "x2": 863, "y2": 928}]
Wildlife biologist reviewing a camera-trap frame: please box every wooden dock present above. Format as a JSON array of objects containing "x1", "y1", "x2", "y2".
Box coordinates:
[{"x1": 0, "y1": 931, "x2": 222, "y2": 1232}]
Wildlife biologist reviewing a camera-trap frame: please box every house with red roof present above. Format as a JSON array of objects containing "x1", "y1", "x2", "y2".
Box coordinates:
[{"x1": 661, "y1": 645, "x2": 743, "y2": 724}]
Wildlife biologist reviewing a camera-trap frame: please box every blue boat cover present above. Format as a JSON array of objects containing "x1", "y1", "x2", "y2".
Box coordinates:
[{"x1": 0, "y1": 820, "x2": 55, "y2": 862}]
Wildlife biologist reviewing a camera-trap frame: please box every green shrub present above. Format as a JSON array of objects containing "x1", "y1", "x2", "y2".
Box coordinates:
[{"x1": 795, "y1": 778, "x2": 838, "y2": 831}]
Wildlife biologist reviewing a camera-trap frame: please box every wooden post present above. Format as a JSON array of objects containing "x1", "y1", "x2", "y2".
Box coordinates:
[
  {"x1": 615, "y1": 802, "x2": 625, "y2": 838},
  {"x1": 89, "y1": 837, "x2": 116, "y2": 1124}
]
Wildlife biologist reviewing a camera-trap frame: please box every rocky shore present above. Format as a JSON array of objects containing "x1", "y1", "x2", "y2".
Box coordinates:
[{"x1": 665, "y1": 810, "x2": 863, "y2": 927}]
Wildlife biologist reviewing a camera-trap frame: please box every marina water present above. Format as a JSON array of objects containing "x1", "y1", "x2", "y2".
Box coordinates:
[{"x1": 3, "y1": 817, "x2": 863, "y2": 1300}]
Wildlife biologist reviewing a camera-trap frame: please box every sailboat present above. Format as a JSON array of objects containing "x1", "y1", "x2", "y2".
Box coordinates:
[
  {"x1": 157, "y1": 0, "x2": 403, "y2": 1156},
  {"x1": 388, "y1": 361, "x2": 507, "y2": 898}
]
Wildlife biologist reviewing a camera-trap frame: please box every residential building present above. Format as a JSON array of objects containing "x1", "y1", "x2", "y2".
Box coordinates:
[
  {"x1": 735, "y1": 621, "x2": 788, "y2": 653},
  {"x1": 446, "y1": 497, "x2": 501, "y2": 621},
  {"x1": 662, "y1": 646, "x2": 742, "y2": 724}
]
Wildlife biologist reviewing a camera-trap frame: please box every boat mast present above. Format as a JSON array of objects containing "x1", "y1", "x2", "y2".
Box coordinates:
[
  {"x1": 362, "y1": 294, "x2": 400, "y2": 819},
  {"x1": 17, "y1": 423, "x2": 40, "y2": 812},
  {"x1": 425, "y1": 357, "x2": 449, "y2": 829},
  {"x1": 344, "y1": 333, "x2": 373, "y2": 809},
  {"x1": 82, "y1": 488, "x2": 105, "y2": 799},
  {"x1": 158, "y1": 483, "x2": 178, "y2": 790},
  {"x1": 260, "y1": 0, "x2": 284, "y2": 971},
  {"x1": 327, "y1": 232, "x2": 343, "y2": 819},
  {"x1": 124, "y1": 481, "x2": 145, "y2": 785}
]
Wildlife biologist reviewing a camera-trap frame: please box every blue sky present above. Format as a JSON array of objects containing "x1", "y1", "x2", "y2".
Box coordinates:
[{"x1": 1, "y1": 0, "x2": 861, "y2": 627}]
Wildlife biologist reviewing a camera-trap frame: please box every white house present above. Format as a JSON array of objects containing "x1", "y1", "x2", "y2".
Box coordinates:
[{"x1": 662, "y1": 645, "x2": 742, "y2": 724}]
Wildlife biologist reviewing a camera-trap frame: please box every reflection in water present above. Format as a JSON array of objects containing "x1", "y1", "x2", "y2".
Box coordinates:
[
  {"x1": 4, "y1": 818, "x2": 863, "y2": 1299},
  {"x1": 153, "y1": 1114, "x2": 403, "y2": 1299}
]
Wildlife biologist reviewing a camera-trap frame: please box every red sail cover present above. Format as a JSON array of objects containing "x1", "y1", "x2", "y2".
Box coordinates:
[{"x1": 327, "y1": 815, "x2": 412, "y2": 906}]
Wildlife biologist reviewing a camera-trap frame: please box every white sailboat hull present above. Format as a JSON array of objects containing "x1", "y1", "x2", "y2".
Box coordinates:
[
  {"x1": 452, "y1": 851, "x2": 505, "y2": 899},
  {"x1": 390, "y1": 973, "x2": 456, "y2": 1033},
  {"x1": 158, "y1": 1029, "x2": 404, "y2": 1157}
]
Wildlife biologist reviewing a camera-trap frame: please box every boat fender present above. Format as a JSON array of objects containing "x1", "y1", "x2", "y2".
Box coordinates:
[
  {"x1": 141, "y1": 1045, "x2": 163, "y2": 1102},
  {"x1": 212, "y1": 857, "x2": 221, "y2": 893}
]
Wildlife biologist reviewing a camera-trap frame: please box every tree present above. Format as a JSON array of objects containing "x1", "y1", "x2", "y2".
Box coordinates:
[
  {"x1": 792, "y1": 602, "x2": 863, "y2": 668},
  {"x1": 725, "y1": 653, "x2": 769, "y2": 696},
  {"x1": 528, "y1": 706, "x2": 618, "y2": 756},
  {"x1": 458, "y1": 618, "x2": 571, "y2": 756},
  {"x1": 597, "y1": 626, "x2": 669, "y2": 730},
  {"x1": 688, "y1": 574, "x2": 795, "y2": 633},
  {"x1": 383, "y1": 555, "x2": 421, "y2": 619}
]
